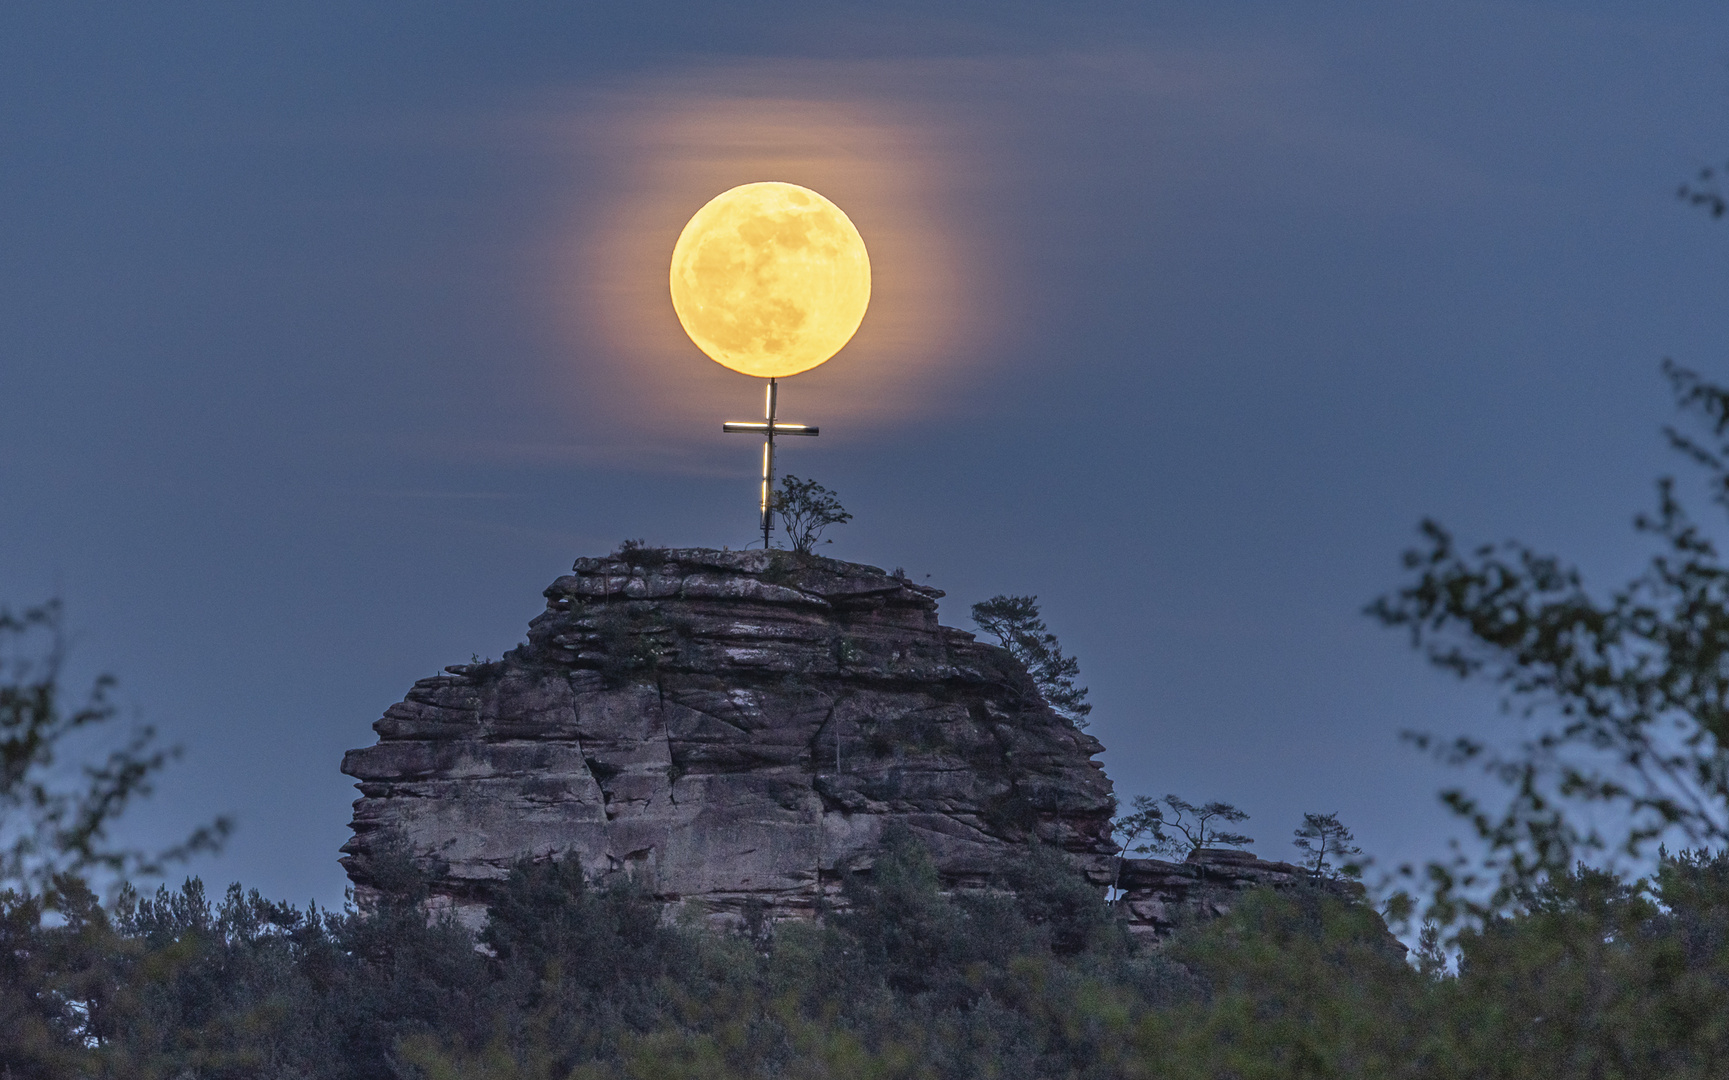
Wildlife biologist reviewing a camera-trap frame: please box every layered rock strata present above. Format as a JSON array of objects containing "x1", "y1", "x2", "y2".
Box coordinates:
[
  {"x1": 1116, "y1": 850, "x2": 1385, "y2": 943},
  {"x1": 341, "y1": 548, "x2": 1117, "y2": 928}
]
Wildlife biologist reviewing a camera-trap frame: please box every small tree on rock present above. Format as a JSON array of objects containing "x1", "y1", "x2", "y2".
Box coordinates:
[
  {"x1": 1292, "y1": 811, "x2": 1364, "y2": 880},
  {"x1": 1135, "y1": 794, "x2": 1253, "y2": 859},
  {"x1": 1109, "y1": 794, "x2": 1168, "y2": 900},
  {"x1": 970, "y1": 595, "x2": 1092, "y2": 728},
  {"x1": 775, "y1": 475, "x2": 852, "y2": 554}
]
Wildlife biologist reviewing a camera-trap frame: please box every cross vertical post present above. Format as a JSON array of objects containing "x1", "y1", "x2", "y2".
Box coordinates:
[
  {"x1": 724, "y1": 378, "x2": 819, "y2": 548},
  {"x1": 763, "y1": 379, "x2": 777, "y2": 548}
]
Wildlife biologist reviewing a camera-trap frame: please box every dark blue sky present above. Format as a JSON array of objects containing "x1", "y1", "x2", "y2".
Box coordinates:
[{"x1": 6, "y1": 2, "x2": 1729, "y2": 906}]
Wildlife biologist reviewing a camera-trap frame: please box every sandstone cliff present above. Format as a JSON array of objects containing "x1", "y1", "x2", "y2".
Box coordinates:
[{"x1": 341, "y1": 548, "x2": 1117, "y2": 927}]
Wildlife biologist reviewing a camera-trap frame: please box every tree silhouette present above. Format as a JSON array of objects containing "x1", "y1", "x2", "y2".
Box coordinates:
[
  {"x1": 775, "y1": 475, "x2": 852, "y2": 554},
  {"x1": 1372, "y1": 364, "x2": 1729, "y2": 924},
  {"x1": 1120, "y1": 794, "x2": 1253, "y2": 859},
  {"x1": 1, "y1": 600, "x2": 229, "y2": 894},
  {"x1": 1109, "y1": 794, "x2": 1169, "y2": 900},
  {"x1": 970, "y1": 595, "x2": 1092, "y2": 728},
  {"x1": 1292, "y1": 811, "x2": 1364, "y2": 880}
]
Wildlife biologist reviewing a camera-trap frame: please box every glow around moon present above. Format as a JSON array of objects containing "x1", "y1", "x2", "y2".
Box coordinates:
[{"x1": 670, "y1": 182, "x2": 871, "y2": 379}]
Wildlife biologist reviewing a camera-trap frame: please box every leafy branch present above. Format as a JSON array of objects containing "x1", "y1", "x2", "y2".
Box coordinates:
[
  {"x1": 1370, "y1": 362, "x2": 1729, "y2": 925},
  {"x1": 1, "y1": 600, "x2": 230, "y2": 896}
]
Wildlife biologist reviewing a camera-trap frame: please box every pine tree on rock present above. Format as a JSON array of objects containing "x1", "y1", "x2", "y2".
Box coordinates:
[
  {"x1": 1114, "y1": 794, "x2": 1253, "y2": 859},
  {"x1": 1292, "y1": 811, "x2": 1364, "y2": 880},
  {"x1": 970, "y1": 594, "x2": 1092, "y2": 728}
]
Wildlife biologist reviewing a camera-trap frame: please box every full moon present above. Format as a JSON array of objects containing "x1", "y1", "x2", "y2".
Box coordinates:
[{"x1": 669, "y1": 182, "x2": 871, "y2": 379}]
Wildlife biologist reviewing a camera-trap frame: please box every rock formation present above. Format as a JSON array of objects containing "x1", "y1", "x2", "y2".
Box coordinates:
[
  {"x1": 340, "y1": 546, "x2": 1388, "y2": 945},
  {"x1": 1116, "y1": 850, "x2": 1381, "y2": 943},
  {"x1": 341, "y1": 548, "x2": 1116, "y2": 928}
]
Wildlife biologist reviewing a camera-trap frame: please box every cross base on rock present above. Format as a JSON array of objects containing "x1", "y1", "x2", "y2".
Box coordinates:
[{"x1": 723, "y1": 377, "x2": 817, "y2": 548}]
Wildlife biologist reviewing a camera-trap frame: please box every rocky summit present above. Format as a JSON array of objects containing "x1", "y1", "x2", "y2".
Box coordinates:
[
  {"x1": 339, "y1": 546, "x2": 1379, "y2": 942},
  {"x1": 340, "y1": 548, "x2": 1117, "y2": 929}
]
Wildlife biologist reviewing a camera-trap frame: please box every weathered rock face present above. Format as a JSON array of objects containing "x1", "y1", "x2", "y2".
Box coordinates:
[
  {"x1": 340, "y1": 548, "x2": 1117, "y2": 928},
  {"x1": 1117, "y1": 850, "x2": 1387, "y2": 945}
]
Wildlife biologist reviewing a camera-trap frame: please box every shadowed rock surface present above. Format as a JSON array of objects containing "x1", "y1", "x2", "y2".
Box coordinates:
[
  {"x1": 341, "y1": 548, "x2": 1117, "y2": 928},
  {"x1": 1117, "y1": 850, "x2": 1390, "y2": 945}
]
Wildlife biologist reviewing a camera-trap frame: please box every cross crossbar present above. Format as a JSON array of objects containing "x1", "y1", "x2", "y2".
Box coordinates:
[
  {"x1": 721, "y1": 422, "x2": 819, "y2": 435},
  {"x1": 724, "y1": 378, "x2": 819, "y2": 549}
]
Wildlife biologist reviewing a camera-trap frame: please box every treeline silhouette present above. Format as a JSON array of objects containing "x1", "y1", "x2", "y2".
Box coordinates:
[{"x1": 10, "y1": 830, "x2": 1729, "y2": 1078}]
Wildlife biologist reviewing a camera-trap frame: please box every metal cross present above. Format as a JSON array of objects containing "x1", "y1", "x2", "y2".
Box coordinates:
[{"x1": 723, "y1": 377, "x2": 818, "y2": 549}]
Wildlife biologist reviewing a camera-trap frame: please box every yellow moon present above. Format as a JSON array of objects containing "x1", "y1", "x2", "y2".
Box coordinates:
[{"x1": 669, "y1": 182, "x2": 871, "y2": 379}]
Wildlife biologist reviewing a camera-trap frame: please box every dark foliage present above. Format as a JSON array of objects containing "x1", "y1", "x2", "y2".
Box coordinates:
[
  {"x1": 774, "y1": 474, "x2": 852, "y2": 554},
  {"x1": 970, "y1": 594, "x2": 1093, "y2": 727},
  {"x1": 1371, "y1": 364, "x2": 1729, "y2": 925},
  {"x1": 591, "y1": 602, "x2": 675, "y2": 687},
  {"x1": 612, "y1": 539, "x2": 668, "y2": 571},
  {"x1": 0, "y1": 600, "x2": 230, "y2": 893},
  {"x1": 997, "y1": 838, "x2": 1125, "y2": 956},
  {"x1": 11, "y1": 816, "x2": 1729, "y2": 1077},
  {"x1": 1113, "y1": 793, "x2": 1253, "y2": 860},
  {"x1": 1294, "y1": 811, "x2": 1366, "y2": 881},
  {"x1": 1680, "y1": 161, "x2": 1729, "y2": 218}
]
